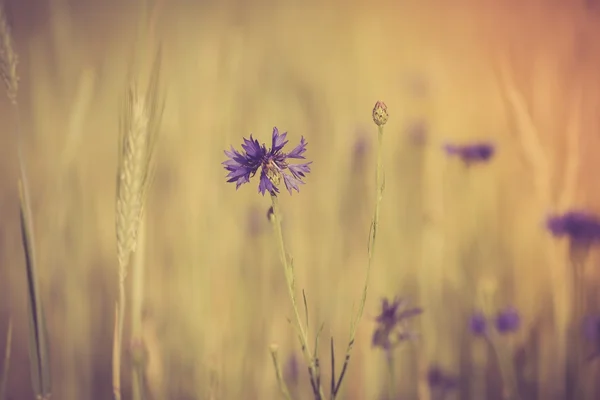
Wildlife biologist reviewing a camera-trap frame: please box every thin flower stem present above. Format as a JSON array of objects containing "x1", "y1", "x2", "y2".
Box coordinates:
[
  {"x1": 386, "y1": 350, "x2": 395, "y2": 400},
  {"x1": 270, "y1": 194, "x2": 326, "y2": 400},
  {"x1": 332, "y1": 124, "x2": 385, "y2": 397},
  {"x1": 359, "y1": 124, "x2": 385, "y2": 323},
  {"x1": 569, "y1": 248, "x2": 587, "y2": 399}
]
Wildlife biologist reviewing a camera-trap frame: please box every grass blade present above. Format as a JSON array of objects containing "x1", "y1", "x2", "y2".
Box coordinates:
[
  {"x1": 18, "y1": 181, "x2": 52, "y2": 399},
  {"x1": 0, "y1": 318, "x2": 12, "y2": 400}
]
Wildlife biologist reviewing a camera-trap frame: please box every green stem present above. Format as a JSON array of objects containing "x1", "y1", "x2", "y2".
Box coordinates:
[
  {"x1": 270, "y1": 195, "x2": 326, "y2": 400},
  {"x1": 331, "y1": 125, "x2": 385, "y2": 398},
  {"x1": 354, "y1": 125, "x2": 384, "y2": 327},
  {"x1": 386, "y1": 350, "x2": 395, "y2": 400}
]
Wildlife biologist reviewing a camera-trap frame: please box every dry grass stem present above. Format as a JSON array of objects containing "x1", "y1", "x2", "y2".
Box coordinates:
[{"x1": 0, "y1": 318, "x2": 12, "y2": 400}]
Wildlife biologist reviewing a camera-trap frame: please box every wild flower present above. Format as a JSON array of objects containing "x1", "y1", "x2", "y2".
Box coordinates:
[
  {"x1": 427, "y1": 365, "x2": 458, "y2": 399},
  {"x1": 225, "y1": 128, "x2": 325, "y2": 397},
  {"x1": 546, "y1": 210, "x2": 600, "y2": 244},
  {"x1": 443, "y1": 142, "x2": 495, "y2": 165},
  {"x1": 469, "y1": 306, "x2": 521, "y2": 337},
  {"x1": 495, "y1": 306, "x2": 521, "y2": 334},
  {"x1": 469, "y1": 310, "x2": 488, "y2": 336},
  {"x1": 223, "y1": 127, "x2": 312, "y2": 195},
  {"x1": 371, "y1": 296, "x2": 423, "y2": 351}
]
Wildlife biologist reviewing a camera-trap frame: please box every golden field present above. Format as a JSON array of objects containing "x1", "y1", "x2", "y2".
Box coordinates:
[{"x1": 1, "y1": 0, "x2": 600, "y2": 399}]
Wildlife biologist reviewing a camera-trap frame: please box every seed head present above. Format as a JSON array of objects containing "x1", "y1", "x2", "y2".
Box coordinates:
[{"x1": 372, "y1": 101, "x2": 388, "y2": 127}]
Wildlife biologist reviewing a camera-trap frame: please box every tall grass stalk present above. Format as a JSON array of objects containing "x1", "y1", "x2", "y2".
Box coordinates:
[
  {"x1": 113, "y1": 49, "x2": 163, "y2": 400},
  {"x1": 0, "y1": 318, "x2": 12, "y2": 400},
  {"x1": 0, "y1": 4, "x2": 51, "y2": 399}
]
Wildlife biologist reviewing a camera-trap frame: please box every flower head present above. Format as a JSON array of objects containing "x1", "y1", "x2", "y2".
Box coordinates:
[
  {"x1": 427, "y1": 365, "x2": 458, "y2": 395},
  {"x1": 443, "y1": 142, "x2": 495, "y2": 165},
  {"x1": 223, "y1": 127, "x2": 312, "y2": 196},
  {"x1": 371, "y1": 296, "x2": 423, "y2": 350},
  {"x1": 469, "y1": 311, "x2": 488, "y2": 336},
  {"x1": 546, "y1": 210, "x2": 600, "y2": 244},
  {"x1": 495, "y1": 306, "x2": 521, "y2": 334},
  {"x1": 372, "y1": 101, "x2": 388, "y2": 127}
]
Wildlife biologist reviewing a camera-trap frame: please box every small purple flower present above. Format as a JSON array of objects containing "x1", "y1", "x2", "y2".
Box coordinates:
[
  {"x1": 495, "y1": 306, "x2": 521, "y2": 334},
  {"x1": 546, "y1": 211, "x2": 600, "y2": 244},
  {"x1": 223, "y1": 127, "x2": 312, "y2": 196},
  {"x1": 372, "y1": 296, "x2": 423, "y2": 350},
  {"x1": 469, "y1": 311, "x2": 488, "y2": 336},
  {"x1": 443, "y1": 142, "x2": 495, "y2": 165},
  {"x1": 427, "y1": 365, "x2": 458, "y2": 395}
]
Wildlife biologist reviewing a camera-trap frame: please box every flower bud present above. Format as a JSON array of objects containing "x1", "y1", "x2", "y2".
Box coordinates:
[{"x1": 372, "y1": 101, "x2": 388, "y2": 126}]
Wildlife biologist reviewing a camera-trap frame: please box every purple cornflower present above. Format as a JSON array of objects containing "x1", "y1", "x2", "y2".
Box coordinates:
[
  {"x1": 469, "y1": 311, "x2": 488, "y2": 336},
  {"x1": 495, "y1": 306, "x2": 521, "y2": 334},
  {"x1": 443, "y1": 142, "x2": 495, "y2": 165},
  {"x1": 470, "y1": 307, "x2": 521, "y2": 337},
  {"x1": 546, "y1": 210, "x2": 600, "y2": 244},
  {"x1": 223, "y1": 127, "x2": 312, "y2": 195},
  {"x1": 371, "y1": 296, "x2": 423, "y2": 350},
  {"x1": 427, "y1": 365, "x2": 458, "y2": 397}
]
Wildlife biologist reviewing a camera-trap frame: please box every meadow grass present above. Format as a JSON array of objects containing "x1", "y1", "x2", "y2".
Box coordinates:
[{"x1": 1, "y1": 1, "x2": 600, "y2": 399}]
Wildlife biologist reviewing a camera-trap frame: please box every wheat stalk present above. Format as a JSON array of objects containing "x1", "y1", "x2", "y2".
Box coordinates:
[
  {"x1": 113, "y1": 47, "x2": 163, "y2": 400},
  {"x1": 0, "y1": 3, "x2": 52, "y2": 399}
]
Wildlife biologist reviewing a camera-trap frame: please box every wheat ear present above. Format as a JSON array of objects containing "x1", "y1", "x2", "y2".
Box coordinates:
[{"x1": 113, "y1": 49, "x2": 163, "y2": 400}]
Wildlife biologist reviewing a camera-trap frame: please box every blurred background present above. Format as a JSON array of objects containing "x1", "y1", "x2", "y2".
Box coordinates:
[{"x1": 1, "y1": 0, "x2": 600, "y2": 399}]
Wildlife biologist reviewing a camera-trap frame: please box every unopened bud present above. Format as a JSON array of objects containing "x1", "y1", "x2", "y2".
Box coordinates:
[{"x1": 372, "y1": 101, "x2": 388, "y2": 126}]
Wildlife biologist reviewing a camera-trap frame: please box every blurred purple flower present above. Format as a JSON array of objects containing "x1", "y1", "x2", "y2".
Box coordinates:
[
  {"x1": 372, "y1": 296, "x2": 423, "y2": 351},
  {"x1": 406, "y1": 120, "x2": 427, "y2": 146},
  {"x1": 469, "y1": 311, "x2": 488, "y2": 336},
  {"x1": 350, "y1": 132, "x2": 370, "y2": 173},
  {"x1": 283, "y1": 353, "x2": 300, "y2": 387},
  {"x1": 495, "y1": 306, "x2": 521, "y2": 334},
  {"x1": 353, "y1": 134, "x2": 370, "y2": 159},
  {"x1": 546, "y1": 211, "x2": 600, "y2": 244},
  {"x1": 223, "y1": 127, "x2": 312, "y2": 196},
  {"x1": 443, "y1": 142, "x2": 495, "y2": 165},
  {"x1": 427, "y1": 365, "x2": 458, "y2": 396}
]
